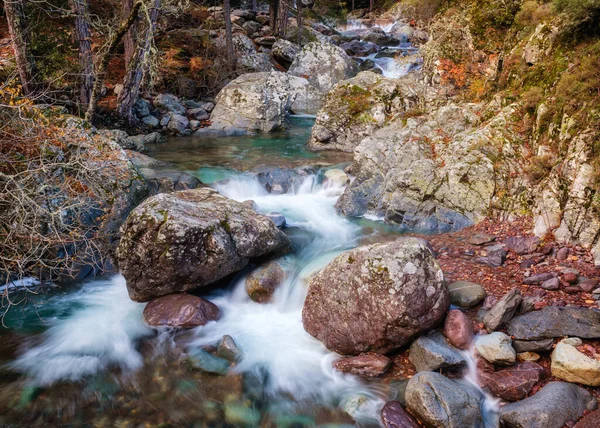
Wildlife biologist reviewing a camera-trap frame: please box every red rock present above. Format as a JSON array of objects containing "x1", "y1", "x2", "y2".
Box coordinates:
[
  {"x1": 564, "y1": 286, "x2": 581, "y2": 294},
  {"x1": 563, "y1": 272, "x2": 579, "y2": 284},
  {"x1": 556, "y1": 247, "x2": 569, "y2": 261},
  {"x1": 574, "y1": 409, "x2": 600, "y2": 428},
  {"x1": 333, "y1": 354, "x2": 391, "y2": 377},
  {"x1": 143, "y1": 293, "x2": 220, "y2": 328},
  {"x1": 479, "y1": 362, "x2": 544, "y2": 402},
  {"x1": 381, "y1": 401, "x2": 420, "y2": 428},
  {"x1": 579, "y1": 279, "x2": 599, "y2": 292},
  {"x1": 503, "y1": 236, "x2": 541, "y2": 255},
  {"x1": 443, "y1": 309, "x2": 474, "y2": 350}
]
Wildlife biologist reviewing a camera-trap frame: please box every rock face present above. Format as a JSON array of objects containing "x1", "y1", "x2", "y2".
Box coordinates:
[
  {"x1": 271, "y1": 39, "x2": 300, "y2": 69},
  {"x1": 245, "y1": 261, "x2": 285, "y2": 303},
  {"x1": 336, "y1": 103, "x2": 513, "y2": 232},
  {"x1": 443, "y1": 309, "x2": 474, "y2": 350},
  {"x1": 480, "y1": 362, "x2": 544, "y2": 402},
  {"x1": 142, "y1": 294, "x2": 220, "y2": 328},
  {"x1": 381, "y1": 401, "x2": 420, "y2": 428},
  {"x1": 302, "y1": 238, "x2": 448, "y2": 355},
  {"x1": 409, "y1": 331, "x2": 466, "y2": 372},
  {"x1": 117, "y1": 188, "x2": 291, "y2": 301},
  {"x1": 507, "y1": 306, "x2": 600, "y2": 340},
  {"x1": 551, "y1": 338, "x2": 600, "y2": 386},
  {"x1": 307, "y1": 72, "x2": 423, "y2": 152},
  {"x1": 447, "y1": 281, "x2": 486, "y2": 308},
  {"x1": 333, "y1": 355, "x2": 391, "y2": 377},
  {"x1": 196, "y1": 72, "x2": 323, "y2": 136},
  {"x1": 499, "y1": 382, "x2": 597, "y2": 428},
  {"x1": 475, "y1": 332, "x2": 516, "y2": 365},
  {"x1": 288, "y1": 42, "x2": 359, "y2": 93},
  {"x1": 406, "y1": 372, "x2": 487, "y2": 428}
]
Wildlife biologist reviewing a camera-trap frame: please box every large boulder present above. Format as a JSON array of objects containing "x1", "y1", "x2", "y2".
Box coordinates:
[
  {"x1": 336, "y1": 102, "x2": 509, "y2": 232},
  {"x1": 405, "y1": 372, "x2": 488, "y2": 428},
  {"x1": 117, "y1": 188, "x2": 291, "y2": 301},
  {"x1": 499, "y1": 382, "x2": 597, "y2": 428},
  {"x1": 196, "y1": 72, "x2": 323, "y2": 136},
  {"x1": 288, "y1": 42, "x2": 359, "y2": 93},
  {"x1": 271, "y1": 39, "x2": 301, "y2": 69},
  {"x1": 307, "y1": 72, "x2": 424, "y2": 152},
  {"x1": 302, "y1": 238, "x2": 449, "y2": 355}
]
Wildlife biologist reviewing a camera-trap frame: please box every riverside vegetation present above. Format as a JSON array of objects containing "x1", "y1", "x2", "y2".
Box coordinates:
[{"x1": 1, "y1": 0, "x2": 600, "y2": 426}]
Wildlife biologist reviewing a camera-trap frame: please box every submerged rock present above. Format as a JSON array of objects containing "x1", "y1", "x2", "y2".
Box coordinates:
[
  {"x1": 409, "y1": 331, "x2": 466, "y2": 372},
  {"x1": 117, "y1": 188, "x2": 291, "y2": 301},
  {"x1": 406, "y1": 371, "x2": 487, "y2": 428},
  {"x1": 302, "y1": 238, "x2": 448, "y2": 355},
  {"x1": 551, "y1": 338, "x2": 600, "y2": 386},
  {"x1": 188, "y1": 349, "x2": 231, "y2": 375},
  {"x1": 507, "y1": 306, "x2": 600, "y2": 340},
  {"x1": 245, "y1": 261, "x2": 285, "y2": 303},
  {"x1": 143, "y1": 294, "x2": 220, "y2": 328},
  {"x1": 499, "y1": 382, "x2": 597, "y2": 428},
  {"x1": 288, "y1": 42, "x2": 359, "y2": 92},
  {"x1": 333, "y1": 354, "x2": 391, "y2": 377}
]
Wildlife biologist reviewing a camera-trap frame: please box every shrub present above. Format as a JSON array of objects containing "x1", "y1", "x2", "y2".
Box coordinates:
[
  {"x1": 522, "y1": 86, "x2": 544, "y2": 113},
  {"x1": 515, "y1": 1, "x2": 552, "y2": 28},
  {"x1": 553, "y1": 0, "x2": 600, "y2": 34}
]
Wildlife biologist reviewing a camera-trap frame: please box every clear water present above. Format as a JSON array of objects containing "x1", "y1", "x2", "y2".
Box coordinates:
[{"x1": 0, "y1": 121, "x2": 402, "y2": 426}]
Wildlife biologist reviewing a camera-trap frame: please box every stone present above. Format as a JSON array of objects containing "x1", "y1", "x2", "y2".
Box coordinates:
[
  {"x1": 563, "y1": 272, "x2": 579, "y2": 284},
  {"x1": 480, "y1": 362, "x2": 544, "y2": 402},
  {"x1": 483, "y1": 288, "x2": 522, "y2": 332},
  {"x1": 167, "y1": 113, "x2": 190, "y2": 134},
  {"x1": 288, "y1": 42, "x2": 359, "y2": 93},
  {"x1": 409, "y1": 331, "x2": 466, "y2": 372},
  {"x1": 245, "y1": 261, "x2": 285, "y2": 303},
  {"x1": 508, "y1": 306, "x2": 600, "y2": 340},
  {"x1": 475, "y1": 246, "x2": 507, "y2": 267},
  {"x1": 141, "y1": 115, "x2": 159, "y2": 128},
  {"x1": 575, "y1": 409, "x2": 600, "y2": 428},
  {"x1": 551, "y1": 338, "x2": 600, "y2": 386},
  {"x1": 475, "y1": 332, "x2": 516, "y2": 365},
  {"x1": 117, "y1": 188, "x2": 291, "y2": 301},
  {"x1": 443, "y1": 309, "x2": 474, "y2": 350},
  {"x1": 579, "y1": 278, "x2": 599, "y2": 292},
  {"x1": 126, "y1": 151, "x2": 201, "y2": 194},
  {"x1": 264, "y1": 212, "x2": 286, "y2": 228},
  {"x1": 556, "y1": 247, "x2": 569, "y2": 260},
  {"x1": 134, "y1": 98, "x2": 151, "y2": 117},
  {"x1": 523, "y1": 272, "x2": 556, "y2": 285},
  {"x1": 154, "y1": 93, "x2": 186, "y2": 115},
  {"x1": 143, "y1": 293, "x2": 220, "y2": 328},
  {"x1": 271, "y1": 39, "x2": 300, "y2": 69},
  {"x1": 517, "y1": 352, "x2": 541, "y2": 362},
  {"x1": 503, "y1": 236, "x2": 541, "y2": 255},
  {"x1": 499, "y1": 382, "x2": 597, "y2": 428},
  {"x1": 541, "y1": 277, "x2": 560, "y2": 290},
  {"x1": 188, "y1": 349, "x2": 231, "y2": 375},
  {"x1": 302, "y1": 238, "x2": 448, "y2": 355},
  {"x1": 188, "y1": 107, "x2": 210, "y2": 121},
  {"x1": 406, "y1": 372, "x2": 486, "y2": 428},
  {"x1": 447, "y1": 281, "x2": 486, "y2": 308},
  {"x1": 242, "y1": 20, "x2": 261, "y2": 36},
  {"x1": 224, "y1": 403, "x2": 261, "y2": 426},
  {"x1": 323, "y1": 169, "x2": 350, "y2": 189},
  {"x1": 252, "y1": 166, "x2": 313, "y2": 194},
  {"x1": 381, "y1": 401, "x2": 419, "y2": 428},
  {"x1": 340, "y1": 40, "x2": 378, "y2": 57},
  {"x1": 217, "y1": 335, "x2": 242, "y2": 362},
  {"x1": 333, "y1": 354, "x2": 391, "y2": 377},
  {"x1": 196, "y1": 72, "x2": 323, "y2": 135},
  {"x1": 468, "y1": 233, "x2": 496, "y2": 245}
]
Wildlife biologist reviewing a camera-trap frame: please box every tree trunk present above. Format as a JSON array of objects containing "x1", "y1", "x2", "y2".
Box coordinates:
[
  {"x1": 352, "y1": 0, "x2": 354, "y2": 11},
  {"x1": 4, "y1": 0, "x2": 36, "y2": 95},
  {"x1": 297, "y1": 0, "x2": 302, "y2": 46},
  {"x1": 251, "y1": 0, "x2": 257, "y2": 12},
  {"x1": 224, "y1": 0, "x2": 234, "y2": 65},
  {"x1": 276, "y1": 0, "x2": 288, "y2": 37},
  {"x1": 117, "y1": 0, "x2": 160, "y2": 124},
  {"x1": 69, "y1": 0, "x2": 94, "y2": 112},
  {"x1": 369, "y1": 0, "x2": 373, "y2": 12},
  {"x1": 85, "y1": 1, "x2": 142, "y2": 123},
  {"x1": 122, "y1": 0, "x2": 137, "y2": 66},
  {"x1": 269, "y1": 0, "x2": 278, "y2": 30}
]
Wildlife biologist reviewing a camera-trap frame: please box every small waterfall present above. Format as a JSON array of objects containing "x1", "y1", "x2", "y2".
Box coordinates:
[{"x1": 461, "y1": 347, "x2": 501, "y2": 428}]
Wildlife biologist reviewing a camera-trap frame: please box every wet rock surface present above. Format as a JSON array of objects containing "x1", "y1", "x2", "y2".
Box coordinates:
[
  {"x1": 443, "y1": 309, "x2": 474, "y2": 350},
  {"x1": 381, "y1": 401, "x2": 419, "y2": 428},
  {"x1": 302, "y1": 238, "x2": 448, "y2": 355},
  {"x1": 409, "y1": 331, "x2": 466, "y2": 372},
  {"x1": 117, "y1": 188, "x2": 291, "y2": 301},
  {"x1": 480, "y1": 362, "x2": 544, "y2": 402},
  {"x1": 245, "y1": 262, "x2": 285, "y2": 303},
  {"x1": 333, "y1": 355, "x2": 391, "y2": 377},
  {"x1": 143, "y1": 294, "x2": 220, "y2": 328}
]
